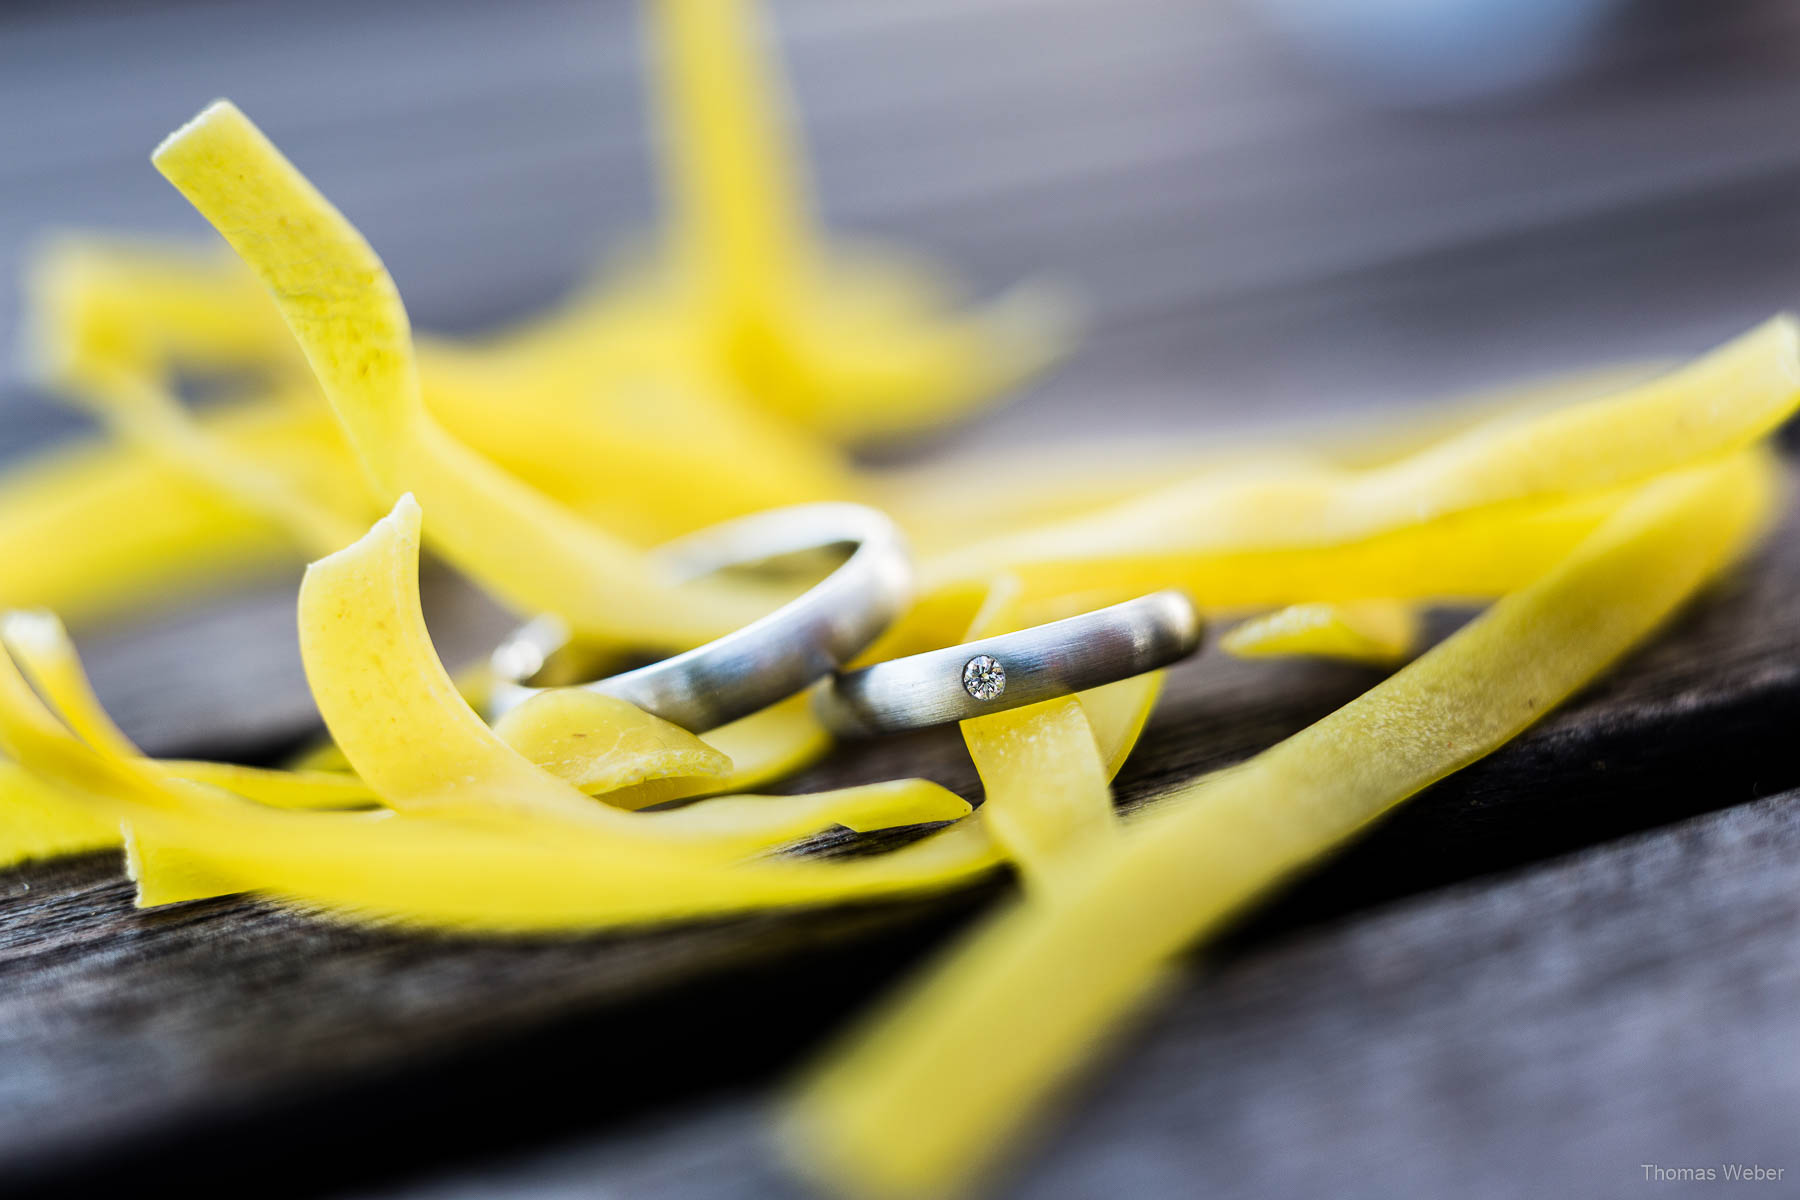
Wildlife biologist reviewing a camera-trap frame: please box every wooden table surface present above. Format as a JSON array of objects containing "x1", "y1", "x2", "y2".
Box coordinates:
[{"x1": 3, "y1": 1, "x2": 1799, "y2": 1196}]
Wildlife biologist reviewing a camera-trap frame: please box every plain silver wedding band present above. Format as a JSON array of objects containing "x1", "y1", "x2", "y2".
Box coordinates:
[
  {"x1": 814, "y1": 590, "x2": 1203, "y2": 738},
  {"x1": 486, "y1": 502, "x2": 912, "y2": 733}
]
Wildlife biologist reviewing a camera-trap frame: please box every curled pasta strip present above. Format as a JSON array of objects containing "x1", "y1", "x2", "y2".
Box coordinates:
[
  {"x1": 0, "y1": 628, "x2": 1004, "y2": 928},
  {"x1": 153, "y1": 100, "x2": 780, "y2": 649},
  {"x1": 298, "y1": 493, "x2": 973, "y2": 854},
  {"x1": 688, "y1": 691, "x2": 833, "y2": 793},
  {"x1": 289, "y1": 686, "x2": 831, "y2": 809},
  {"x1": 788, "y1": 451, "x2": 1779, "y2": 1198},
  {"x1": 489, "y1": 688, "x2": 833, "y2": 810}
]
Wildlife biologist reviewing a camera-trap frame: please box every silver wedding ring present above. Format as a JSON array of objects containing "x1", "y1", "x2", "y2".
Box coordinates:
[
  {"x1": 814, "y1": 590, "x2": 1203, "y2": 737},
  {"x1": 487, "y1": 502, "x2": 911, "y2": 732}
]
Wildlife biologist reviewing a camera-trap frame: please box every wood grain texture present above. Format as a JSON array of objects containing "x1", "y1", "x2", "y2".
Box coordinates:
[
  {"x1": 2, "y1": 0, "x2": 1800, "y2": 1196},
  {"x1": 363, "y1": 788, "x2": 1800, "y2": 1200}
]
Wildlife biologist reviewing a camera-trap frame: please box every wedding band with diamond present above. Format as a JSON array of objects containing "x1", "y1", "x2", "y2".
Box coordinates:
[
  {"x1": 814, "y1": 591, "x2": 1203, "y2": 737},
  {"x1": 486, "y1": 502, "x2": 912, "y2": 733}
]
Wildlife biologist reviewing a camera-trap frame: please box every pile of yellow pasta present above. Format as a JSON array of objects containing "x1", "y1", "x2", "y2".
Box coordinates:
[{"x1": 2, "y1": 2, "x2": 1795, "y2": 1196}]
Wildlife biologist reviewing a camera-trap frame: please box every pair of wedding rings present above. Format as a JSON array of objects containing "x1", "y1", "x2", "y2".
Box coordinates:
[{"x1": 485, "y1": 502, "x2": 1202, "y2": 738}]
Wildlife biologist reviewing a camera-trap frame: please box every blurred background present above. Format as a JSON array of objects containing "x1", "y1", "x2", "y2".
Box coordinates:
[
  {"x1": 7, "y1": 0, "x2": 1799, "y2": 457},
  {"x1": 3, "y1": 0, "x2": 1799, "y2": 1196}
]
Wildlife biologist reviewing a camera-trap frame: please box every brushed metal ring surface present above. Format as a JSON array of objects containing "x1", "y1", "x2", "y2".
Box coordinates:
[
  {"x1": 486, "y1": 502, "x2": 912, "y2": 733},
  {"x1": 815, "y1": 590, "x2": 1203, "y2": 738}
]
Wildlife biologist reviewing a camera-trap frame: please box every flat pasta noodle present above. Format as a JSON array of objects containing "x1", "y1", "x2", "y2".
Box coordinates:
[
  {"x1": 3, "y1": 610, "x2": 144, "y2": 759},
  {"x1": 494, "y1": 688, "x2": 831, "y2": 809},
  {"x1": 877, "y1": 448, "x2": 1333, "y2": 560},
  {"x1": 787, "y1": 450, "x2": 1778, "y2": 1199},
  {"x1": 298, "y1": 493, "x2": 976, "y2": 857},
  {"x1": 873, "y1": 363, "x2": 1676, "y2": 550},
  {"x1": 691, "y1": 691, "x2": 833, "y2": 793},
  {"x1": 0, "y1": 623, "x2": 1005, "y2": 927},
  {"x1": 1076, "y1": 672, "x2": 1164, "y2": 783},
  {"x1": 488, "y1": 688, "x2": 736, "y2": 800},
  {"x1": 956, "y1": 579, "x2": 1121, "y2": 892},
  {"x1": 28, "y1": 232, "x2": 856, "y2": 551},
  {"x1": 21, "y1": 233, "x2": 297, "y2": 381},
  {"x1": 628, "y1": 780, "x2": 970, "y2": 842},
  {"x1": 962, "y1": 695, "x2": 1117, "y2": 894},
  {"x1": 55, "y1": 366, "x2": 363, "y2": 558},
  {"x1": 125, "y1": 778, "x2": 977, "y2": 909},
  {"x1": 287, "y1": 687, "x2": 830, "y2": 807},
  {"x1": 153, "y1": 100, "x2": 781, "y2": 649},
  {"x1": 119, "y1": 805, "x2": 1004, "y2": 930},
  {"x1": 0, "y1": 761, "x2": 119, "y2": 869},
  {"x1": 651, "y1": 0, "x2": 1072, "y2": 441},
  {"x1": 887, "y1": 484, "x2": 1630, "y2": 657},
  {"x1": 152, "y1": 761, "x2": 377, "y2": 811},
  {"x1": 924, "y1": 319, "x2": 1799, "y2": 604},
  {"x1": 1221, "y1": 599, "x2": 1421, "y2": 664},
  {"x1": 0, "y1": 598, "x2": 971, "y2": 889},
  {"x1": 1, "y1": 611, "x2": 369, "y2": 811},
  {"x1": 0, "y1": 400, "x2": 349, "y2": 620},
  {"x1": 419, "y1": 348, "x2": 856, "y2": 546}
]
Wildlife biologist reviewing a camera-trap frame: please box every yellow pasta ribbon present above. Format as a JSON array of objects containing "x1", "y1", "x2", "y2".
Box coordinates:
[
  {"x1": 488, "y1": 688, "x2": 735, "y2": 801},
  {"x1": 651, "y1": 0, "x2": 1072, "y2": 441},
  {"x1": 153, "y1": 100, "x2": 779, "y2": 649},
  {"x1": 490, "y1": 687, "x2": 833, "y2": 809},
  {"x1": 0, "y1": 535, "x2": 992, "y2": 902},
  {"x1": 124, "y1": 776, "x2": 978, "y2": 909},
  {"x1": 20, "y1": 233, "x2": 297, "y2": 381},
  {"x1": 25, "y1": 233, "x2": 853, "y2": 546},
  {"x1": 2, "y1": 610, "x2": 373, "y2": 812},
  {"x1": 298, "y1": 492, "x2": 974, "y2": 855},
  {"x1": 1076, "y1": 673, "x2": 1165, "y2": 783},
  {"x1": 290, "y1": 684, "x2": 830, "y2": 809},
  {"x1": 1222, "y1": 600, "x2": 1421, "y2": 664},
  {"x1": 0, "y1": 589, "x2": 963, "y2": 892},
  {"x1": 0, "y1": 622, "x2": 1004, "y2": 927},
  {"x1": 0, "y1": 401, "x2": 349, "y2": 621},
  {"x1": 0, "y1": 761, "x2": 119, "y2": 869},
  {"x1": 923, "y1": 319, "x2": 1799, "y2": 611},
  {"x1": 962, "y1": 695, "x2": 1116, "y2": 893},
  {"x1": 956, "y1": 580, "x2": 1120, "y2": 891},
  {"x1": 694, "y1": 691, "x2": 833, "y2": 792},
  {"x1": 54, "y1": 365, "x2": 364, "y2": 558},
  {"x1": 788, "y1": 450, "x2": 1777, "y2": 1198}
]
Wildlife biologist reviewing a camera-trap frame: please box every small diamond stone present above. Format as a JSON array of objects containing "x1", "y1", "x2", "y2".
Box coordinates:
[{"x1": 962, "y1": 654, "x2": 1006, "y2": 701}]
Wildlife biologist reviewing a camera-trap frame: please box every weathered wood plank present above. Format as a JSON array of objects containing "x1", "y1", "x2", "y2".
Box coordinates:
[{"x1": 364, "y1": 787, "x2": 1800, "y2": 1200}]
